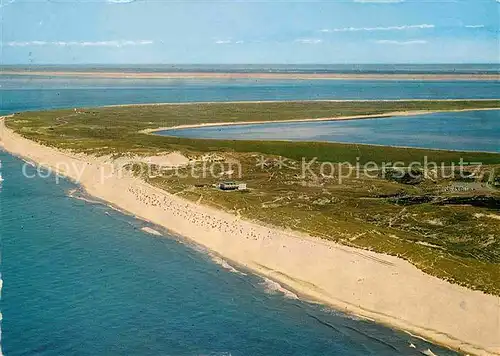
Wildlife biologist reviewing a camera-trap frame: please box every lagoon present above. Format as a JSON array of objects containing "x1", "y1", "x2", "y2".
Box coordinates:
[{"x1": 161, "y1": 109, "x2": 500, "y2": 153}]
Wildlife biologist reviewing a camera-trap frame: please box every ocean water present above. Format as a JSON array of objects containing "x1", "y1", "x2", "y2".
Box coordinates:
[
  {"x1": 0, "y1": 152, "x2": 458, "y2": 356},
  {"x1": 0, "y1": 74, "x2": 490, "y2": 355},
  {"x1": 162, "y1": 109, "x2": 500, "y2": 153},
  {"x1": 1, "y1": 76, "x2": 500, "y2": 115}
]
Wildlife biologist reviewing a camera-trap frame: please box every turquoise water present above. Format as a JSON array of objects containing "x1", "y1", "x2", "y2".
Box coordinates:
[
  {"x1": 0, "y1": 75, "x2": 490, "y2": 355},
  {"x1": 162, "y1": 109, "x2": 500, "y2": 153}
]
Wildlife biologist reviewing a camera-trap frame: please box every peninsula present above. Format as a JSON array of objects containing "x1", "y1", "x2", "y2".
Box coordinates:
[{"x1": 1, "y1": 100, "x2": 499, "y2": 356}]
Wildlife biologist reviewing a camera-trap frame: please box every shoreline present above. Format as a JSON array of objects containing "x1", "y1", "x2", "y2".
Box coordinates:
[
  {"x1": 2, "y1": 70, "x2": 499, "y2": 81},
  {"x1": 1, "y1": 117, "x2": 499, "y2": 356},
  {"x1": 106, "y1": 99, "x2": 500, "y2": 108}
]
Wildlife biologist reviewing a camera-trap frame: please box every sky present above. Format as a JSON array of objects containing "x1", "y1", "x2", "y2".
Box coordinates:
[{"x1": 0, "y1": 0, "x2": 499, "y2": 64}]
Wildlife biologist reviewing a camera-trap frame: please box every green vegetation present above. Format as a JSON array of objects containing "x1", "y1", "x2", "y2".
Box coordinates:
[
  {"x1": 7, "y1": 100, "x2": 500, "y2": 295},
  {"x1": 9, "y1": 100, "x2": 500, "y2": 163}
]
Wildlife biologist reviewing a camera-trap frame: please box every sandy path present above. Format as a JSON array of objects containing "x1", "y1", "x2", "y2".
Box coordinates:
[{"x1": 1, "y1": 117, "x2": 499, "y2": 356}]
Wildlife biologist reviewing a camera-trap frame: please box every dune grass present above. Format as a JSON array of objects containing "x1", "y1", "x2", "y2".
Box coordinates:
[{"x1": 7, "y1": 100, "x2": 500, "y2": 295}]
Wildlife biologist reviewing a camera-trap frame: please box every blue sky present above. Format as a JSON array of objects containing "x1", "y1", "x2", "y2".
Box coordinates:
[{"x1": 1, "y1": 0, "x2": 499, "y2": 64}]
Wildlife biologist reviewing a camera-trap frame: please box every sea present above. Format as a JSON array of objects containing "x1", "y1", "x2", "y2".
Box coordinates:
[{"x1": 2, "y1": 67, "x2": 497, "y2": 356}]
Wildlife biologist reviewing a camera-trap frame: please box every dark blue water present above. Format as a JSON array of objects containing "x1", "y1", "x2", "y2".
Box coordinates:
[
  {"x1": 0, "y1": 74, "x2": 487, "y2": 355},
  {"x1": 0, "y1": 152, "x2": 457, "y2": 356},
  {"x1": 1, "y1": 76, "x2": 499, "y2": 115},
  {"x1": 162, "y1": 110, "x2": 500, "y2": 153}
]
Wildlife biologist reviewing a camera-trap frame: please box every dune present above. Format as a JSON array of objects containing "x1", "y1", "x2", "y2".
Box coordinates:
[{"x1": 139, "y1": 152, "x2": 190, "y2": 167}]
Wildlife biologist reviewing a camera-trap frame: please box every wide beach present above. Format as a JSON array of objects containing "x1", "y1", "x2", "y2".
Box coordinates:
[{"x1": 3, "y1": 70, "x2": 499, "y2": 81}]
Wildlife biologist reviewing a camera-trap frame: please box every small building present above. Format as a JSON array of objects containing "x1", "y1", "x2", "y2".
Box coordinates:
[
  {"x1": 219, "y1": 181, "x2": 239, "y2": 190},
  {"x1": 218, "y1": 181, "x2": 247, "y2": 191}
]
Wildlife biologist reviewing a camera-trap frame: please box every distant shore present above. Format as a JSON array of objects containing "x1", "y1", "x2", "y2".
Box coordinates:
[
  {"x1": 1, "y1": 115, "x2": 499, "y2": 356},
  {"x1": 2, "y1": 70, "x2": 499, "y2": 81}
]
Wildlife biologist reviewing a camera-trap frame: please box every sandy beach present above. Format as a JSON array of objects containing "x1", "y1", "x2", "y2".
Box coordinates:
[
  {"x1": 1, "y1": 117, "x2": 499, "y2": 356},
  {"x1": 2, "y1": 70, "x2": 499, "y2": 81}
]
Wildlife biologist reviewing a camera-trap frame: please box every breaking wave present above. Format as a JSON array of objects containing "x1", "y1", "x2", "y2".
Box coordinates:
[
  {"x1": 260, "y1": 277, "x2": 299, "y2": 300},
  {"x1": 140, "y1": 227, "x2": 162, "y2": 236},
  {"x1": 66, "y1": 188, "x2": 102, "y2": 205},
  {"x1": 209, "y1": 255, "x2": 246, "y2": 275}
]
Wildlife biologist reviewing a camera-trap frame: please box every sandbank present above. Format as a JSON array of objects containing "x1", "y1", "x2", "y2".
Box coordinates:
[{"x1": 2, "y1": 70, "x2": 499, "y2": 81}]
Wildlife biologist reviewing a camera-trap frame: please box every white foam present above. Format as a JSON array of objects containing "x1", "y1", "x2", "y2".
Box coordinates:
[
  {"x1": 422, "y1": 348, "x2": 439, "y2": 356},
  {"x1": 210, "y1": 255, "x2": 245, "y2": 275},
  {"x1": 21, "y1": 158, "x2": 36, "y2": 168},
  {"x1": 318, "y1": 305, "x2": 370, "y2": 322},
  {"x1": 260, "y1": 277, "x2": 299, "y2": 300},
  {"x1": 141, "y1": 227, "x2": 162, "y2": 236},
  {"x1": 66, "y1": 189, "x2": 102, "y2": 205},
  {"x1": 404, "y1": 330, "x2": 433, "y2": 343}
]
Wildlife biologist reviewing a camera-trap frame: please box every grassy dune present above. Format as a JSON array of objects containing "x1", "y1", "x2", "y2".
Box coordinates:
[{"x1": 7, "y1": 100, "x2": 500, "y2": 295}]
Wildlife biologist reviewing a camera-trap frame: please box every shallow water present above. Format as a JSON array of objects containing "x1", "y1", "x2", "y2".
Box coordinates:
[{"x1": 162, "y1": 109, "x2": 500, "y2": 152}]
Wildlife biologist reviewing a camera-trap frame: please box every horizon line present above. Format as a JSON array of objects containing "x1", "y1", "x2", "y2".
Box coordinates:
[{"x1": 1, "y1": 62, "x2": 500, "y2": 66}]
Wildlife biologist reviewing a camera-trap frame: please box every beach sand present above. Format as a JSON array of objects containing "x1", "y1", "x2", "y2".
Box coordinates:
[
  {"x1": 1, "y1": 117, "x2": 499, "y2": 356},
  {"x1": 2, "y1": 70, "x2": 499, "y2": 81}
]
